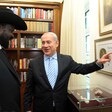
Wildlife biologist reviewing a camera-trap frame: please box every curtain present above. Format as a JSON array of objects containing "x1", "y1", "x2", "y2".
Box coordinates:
[{"x1": 60, "y1": 0, "x2": 87, "y2": 90}]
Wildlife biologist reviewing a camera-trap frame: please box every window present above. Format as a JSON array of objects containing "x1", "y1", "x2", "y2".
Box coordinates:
[{"x1": 85, "y1": 5, "x2": 90, "y2": 88}]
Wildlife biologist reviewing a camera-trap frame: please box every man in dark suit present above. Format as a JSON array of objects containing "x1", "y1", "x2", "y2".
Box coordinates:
[
  {"x1": 0, "y1": 8, "x2": 27, "y2": 112},
  {"x1": 24, "y1": 32, "x2": 112, "y2": 112}
]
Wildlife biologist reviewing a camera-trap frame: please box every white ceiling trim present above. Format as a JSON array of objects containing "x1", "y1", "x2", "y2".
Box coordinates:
[{"x1": 0, "y1": 0, "x2": 63, "y2": 3}]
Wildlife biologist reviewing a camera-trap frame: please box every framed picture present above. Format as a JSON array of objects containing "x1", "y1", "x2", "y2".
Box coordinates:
[
  {"x1": 94, "y1": 37, "x2": 112, "y2": 75},
  {"x1": 99, "y1": 0, "x2": 112, "y2": 35}
]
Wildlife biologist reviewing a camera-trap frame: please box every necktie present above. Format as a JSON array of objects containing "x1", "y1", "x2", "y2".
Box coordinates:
[{"x1": 47, "y1": 57, "x2": 56, "y2": 88}]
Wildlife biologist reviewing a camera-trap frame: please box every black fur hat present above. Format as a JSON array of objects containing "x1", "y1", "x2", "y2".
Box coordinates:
[{"x1": 0, "y1": 8, "x2": 27, "y2": 30}]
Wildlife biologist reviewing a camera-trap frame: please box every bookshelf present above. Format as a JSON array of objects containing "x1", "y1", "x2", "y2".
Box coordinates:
[{"x1": 0, "y1": 1, "x2": 62, "y2": 112}]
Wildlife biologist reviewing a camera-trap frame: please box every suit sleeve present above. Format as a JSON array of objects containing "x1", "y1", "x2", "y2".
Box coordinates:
[{"x1": 69, "y1": 56, "x2": 103, "y2": 74}]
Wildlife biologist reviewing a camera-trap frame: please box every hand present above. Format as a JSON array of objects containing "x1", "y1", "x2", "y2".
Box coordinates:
[{"x1": 97, "y1": 52, "x2": 112, "y2": 64}]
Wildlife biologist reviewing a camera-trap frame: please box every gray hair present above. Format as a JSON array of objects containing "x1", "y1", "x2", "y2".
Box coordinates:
[{"x1": 41, "y1": 32, "x2": 58, "y2": 41}]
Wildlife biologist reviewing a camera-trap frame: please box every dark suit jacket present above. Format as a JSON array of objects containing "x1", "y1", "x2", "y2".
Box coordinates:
[
  {"x1": 0, "y1": 49, "x2": 21, "y2": 112},
  {"x1": 24, "y1": 53, "x2": 102, "y2": 112}
]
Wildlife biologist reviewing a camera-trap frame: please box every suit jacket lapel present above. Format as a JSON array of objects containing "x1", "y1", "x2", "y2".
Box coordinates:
[
  {"x1": 38, "y1": 56, "x2": 52, "y2": 88},
  {"x1": 0, "y1": 49, "x2": 20, "y2": 84},
  {"x1": 54, "y1": 53, "x2": 63, "y2": 89}
]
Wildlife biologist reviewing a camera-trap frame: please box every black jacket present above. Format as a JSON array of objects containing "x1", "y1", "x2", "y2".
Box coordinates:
[
  {"x1": 0, "y1": 49, "x2": 21, "y2": 112},
  {"x1": 24, "y1": 53, "x2": 102, "y2": 112}
]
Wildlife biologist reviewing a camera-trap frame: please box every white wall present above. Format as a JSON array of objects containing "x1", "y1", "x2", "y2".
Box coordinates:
[{"x1": 89, "y1": 0, "x2": 112, "y2": 92}]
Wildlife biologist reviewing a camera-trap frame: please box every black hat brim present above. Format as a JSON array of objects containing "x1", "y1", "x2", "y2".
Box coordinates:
[{"x1": 0, "y1": 11, "x2": 27, "y2": 30}]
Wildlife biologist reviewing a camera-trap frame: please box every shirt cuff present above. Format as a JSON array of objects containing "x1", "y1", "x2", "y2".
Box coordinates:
[{"x1": 96, "y1": 62, "x2": 103, "y2": 68}]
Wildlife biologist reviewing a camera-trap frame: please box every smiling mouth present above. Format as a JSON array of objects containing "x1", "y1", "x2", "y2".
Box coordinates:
[{"x1": 44, "y1": 49, "x2": 50, "y2": 52}]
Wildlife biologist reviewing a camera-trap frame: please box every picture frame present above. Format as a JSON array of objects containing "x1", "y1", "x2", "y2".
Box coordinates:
[
  {"x1": 99, "y1": 0, "x2": 112, "y2": 35},
  {"x1": 94, "y1": 37, "x2": 112, "y2": 75}
]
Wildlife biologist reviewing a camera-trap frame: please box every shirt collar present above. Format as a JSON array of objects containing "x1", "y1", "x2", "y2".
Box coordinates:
[
  {"x1": 0, "y1": 44, "x2": 2, "y2": 50},
  {"x1": 44, "y1": 53, "x2": 57, "y2": 60}
]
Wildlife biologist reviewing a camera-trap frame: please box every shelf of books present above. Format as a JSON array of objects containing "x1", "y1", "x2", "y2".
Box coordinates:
[{"x1": 0, "y1": 2, "x2": 62, "y2": 112}]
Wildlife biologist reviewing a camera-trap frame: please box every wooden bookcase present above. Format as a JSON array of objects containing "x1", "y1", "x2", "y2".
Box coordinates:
[{"x1": 0, "y1": 1, "x2": 62, "y2": 112}]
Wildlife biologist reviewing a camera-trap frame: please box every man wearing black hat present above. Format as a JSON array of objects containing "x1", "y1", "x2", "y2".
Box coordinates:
[{"x1": 0, "y1": 8, "x2": 27, "y2": 112}]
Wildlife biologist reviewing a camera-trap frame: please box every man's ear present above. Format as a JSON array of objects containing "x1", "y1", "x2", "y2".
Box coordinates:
[{"x1": 56, "y1": 40, "x2": 59, "y2": 47}]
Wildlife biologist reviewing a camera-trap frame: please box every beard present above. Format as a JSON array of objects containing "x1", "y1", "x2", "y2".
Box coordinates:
[{"x1": 0, "y1": 31, "x2": 14, "y2": 48}]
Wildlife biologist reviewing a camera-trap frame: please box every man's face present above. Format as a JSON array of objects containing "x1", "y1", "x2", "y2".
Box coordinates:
[
  {"x1": 41, "y1": 34, "x2": 59, "y2": 56},
  {"x1": 0, "y1": 24, "x2": 14, "y2": 48}
]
